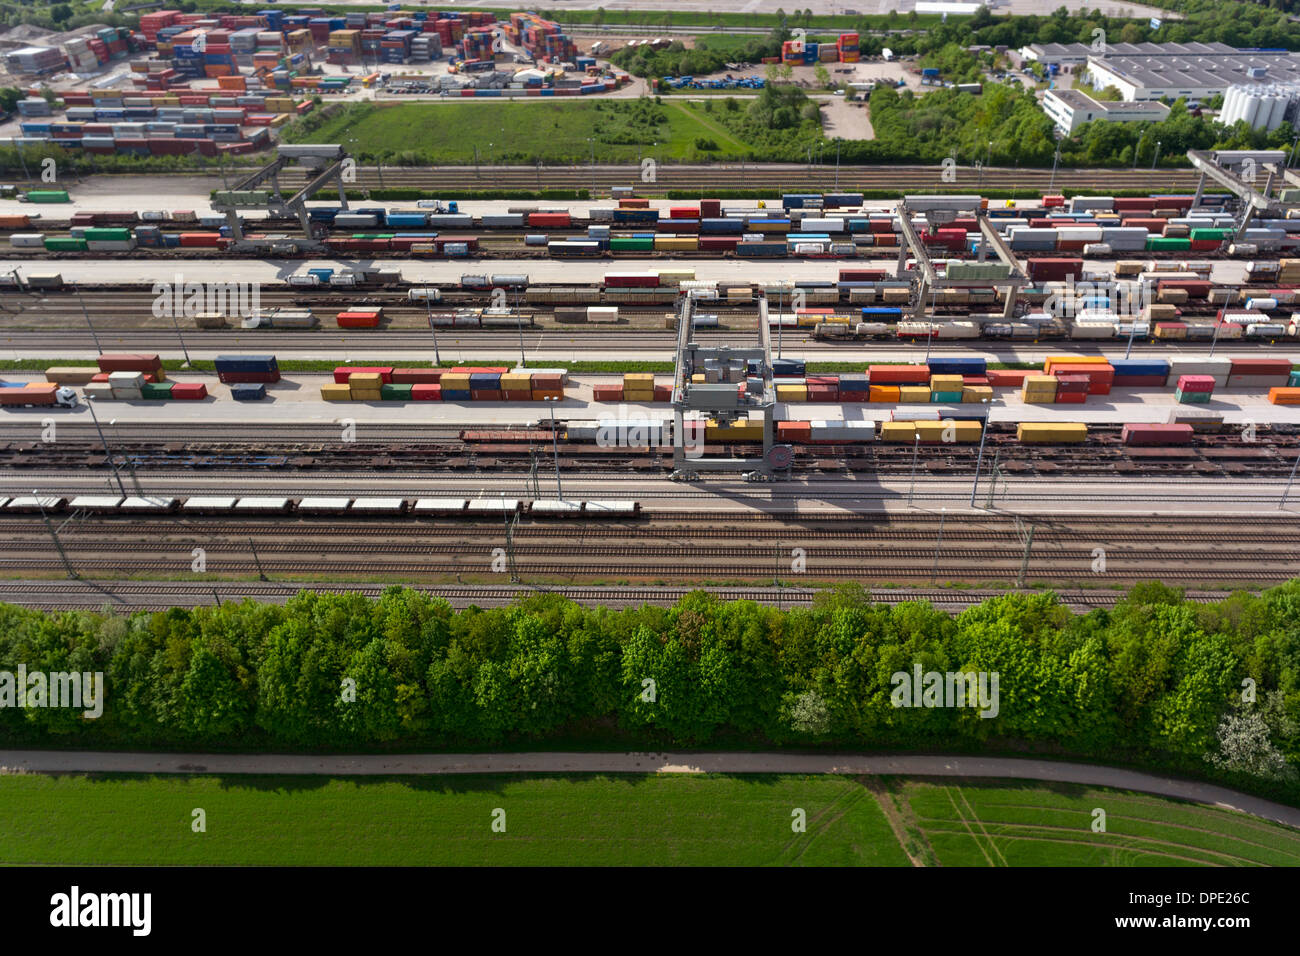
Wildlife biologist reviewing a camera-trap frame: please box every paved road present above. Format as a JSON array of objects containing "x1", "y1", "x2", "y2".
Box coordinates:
[{"x1": 4, "y1": 750, "x2": 1297, "y2": 828}]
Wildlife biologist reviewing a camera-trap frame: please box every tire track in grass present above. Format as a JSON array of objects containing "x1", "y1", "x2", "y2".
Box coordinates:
[
  {"x1": 981, "y1": 799, "x2": 1300, "y2": 863},
  {"x1": 667, "y1": 101, "x2": 749, "y2": 153},
  {"x1": 777, "y1": 778, "x2": 861, "y2": 864},
  {"x1": 787, "y1": 786, "x2": 870, "y2": 866},
  {"x1": 943, "y1": 785, "x2": 999, "y2": 867},
  {"x1": 955, "y1": 785, "x2": 1009, "y2": 866}
]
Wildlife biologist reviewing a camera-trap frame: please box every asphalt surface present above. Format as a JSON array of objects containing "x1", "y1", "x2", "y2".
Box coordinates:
[{"x1": 2, "y1": 749, "x2": 1295, "y2": 827}]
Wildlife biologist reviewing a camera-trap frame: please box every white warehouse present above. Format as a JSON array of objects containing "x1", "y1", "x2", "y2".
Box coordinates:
[
  {"x1": 1042, "y1": 89, "x2": 1170, "y2": 135},
  {"x1": 1084, "y1": 49, "x2": 1300, "y2": 103}
]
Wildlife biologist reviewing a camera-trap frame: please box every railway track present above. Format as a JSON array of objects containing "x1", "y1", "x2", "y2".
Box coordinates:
[
  {"x1": 270, "y1": 164, "x2": 1205, "y2": 193},
  {"x1": 0, "y1": 511, "x2": 1293, "y2": 587}
]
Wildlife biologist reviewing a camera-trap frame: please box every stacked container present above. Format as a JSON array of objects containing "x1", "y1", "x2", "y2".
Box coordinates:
[
  {"x1": 1021, "y1": 375, "x2": 1058, "y2": 404},
  {"x1": 1176, "y1": 375, "x2": 1216, "y2": 403},
  {"x1": 623, "y1": 373, "x2": 654, "y2": 402},
  {"x1": 215, "y1": 354, "x2": 279, "y2": 384},
  {"x1": 1226, "y1": 357, "x2": 1292, "y2": 388},
  {"x1": 108, "y1": 371, "x2": 145, "y2": 400}
]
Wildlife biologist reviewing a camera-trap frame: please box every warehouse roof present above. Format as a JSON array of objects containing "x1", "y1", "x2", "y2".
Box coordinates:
[
  {"x1": 1091, "y1": 50, "x2": 1300, "y2": 91},
  {"x1": 1046, "y1": 89, "x2": 1171, "y2": 115},
  {"x1": 1028, "y1": 41, "x2": 1239, "y2": 59}
]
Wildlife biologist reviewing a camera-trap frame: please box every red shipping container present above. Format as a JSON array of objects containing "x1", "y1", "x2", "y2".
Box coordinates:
[
  {"x1": 1054, "y1": 391, "x2": 1087, "y2": 403},
  {"x1": 1114, "y1": 198, "x2": 1157, "y2": 212},
  {"x1": 1177, "y1": 375, "x2": 1215, "y2": 393},
  {"x1": 411, "y1": 383, "x2": 441, "y2": 401},
  {"x1": 700, "y1": 237, "x2": 738, "y2": 250},
  {"x1": 178, "y1": 232, "x2": 221, "y2": 247},
  {"x1": 839, "y1": 269, "x2": 886, "y2": 281},
  {"x1": 1026, "y1": 258, "x2": 1084, "y2": 282},
  {"x1": 503, "y1": 390, "x2": 532, "y2": 401},
  {"x1": 1229, "y1": 358, "x2": 1292, "y2": 375},
  {"x1": 390, "y1": 368, "x2": 442, "y2": 384},
  {"x1": 670, "y1": 206, "x2": 699, "y2": 218},
  {"x1": 1055, "y1": 374, "x2": 1092, "y2": 392},
  {"x1": 334, "y1": 366, "x2": 393, "y2": 384},
  {"x1": 776, "y1": 421, "x2": 812, "y2": 442},
  {"x1": 1157, "y1": 279, "x2": 1210, "y2": 299},
  {"x1": 807, "y1": 385, "x2": 838, "y2": 401},
  {"x1": 527, "y1": 212, "x2": 571, "y2": 227},
  {"x1": 91, "y1": 372, "x2": 110, "y2": 383},
  {"x1": 337, "y1": 312, "x2": 381, "y2": 328},
  {"x1": 867, "y1": 364, "x2": 930, "y2": 384},
  {"x1": 169, "y1": 382, "x2": 208, "y2": 400},
  {"x1": 700, "y1": 199, "x2": 721, "y2": 218},
  {"x1": 1121, "y1": 218, "x2": 1167, "y2": 230},
  {"x1": 98, "y1": 353, "x2": 162, "y2": 373},
  {"x1": 1113, "y1": 375, "x2": 1167, "y2": 386},
  {"x1": 592, "y1": 385, "x2": 623, "y2": 401},
  {"x1": 470, "y1": 389, "x2": 503, "y2": 401},
  {"x1": 1189, "y1": 239, "x2": 1221, "y2": 252},
  {"x1": 1123, "y1": 423, "x2": 1194, "y2": 446}
]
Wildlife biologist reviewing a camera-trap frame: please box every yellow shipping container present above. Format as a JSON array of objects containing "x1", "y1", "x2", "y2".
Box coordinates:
[
  {"x1": 500, "y1": 373, "x2": 532, "y2": 390},
  {"x1": 913, "y1": 419, "x2": 982, "y2": 443},
  {"x1": 706, "y1": 422, "x2": 764, "y2": 440},
  {"x1": 1017, "y1": 422, "x2": 1088, "y2": 443},
  {"x1": 321, "y1": 383, "x2": 352, "y2": 401},
  {"x1": 929, "y1": 374, "x2": 964, "y2": 391},
  {"x1": 880, "y1": 421, "x2": 923, "y2": 442},
  {"x1": 776, "y1": 384, "x2": 808, "y2": 401},
  {"x1": 348, "y1": 372, "x2": 383, "y2": 387},
  {"x1": 439, "y1": 373, "x2": 471, "y2": 390},
  {"x1": 691, "y1": 373, "x2": 706, "y2": 384},
  {"x1": 1043, "y1": 356, "x2": 1107, "y2": 375},
  {"x1": 350, "y1": 390, "x2": 382, "y2": 401},
  {"x1": 623, "y1": 373, "x2": 654, "y2": 386},
  {"x1": 961, "y1": 385, "x2": 994, "y2": 403},
  {"x1": 654, "y1": 236, "x2": 699, "y2": 252},
  {"x1": 656, "y1": 269, "x2": 695, "y2": 284},
  {"x1": 899, "y1": 385, "x2": 930, "y2": 403}
]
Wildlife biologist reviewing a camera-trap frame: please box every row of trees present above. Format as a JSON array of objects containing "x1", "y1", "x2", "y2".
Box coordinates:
[{"x1": 2, "y1": 582, "x2": 1298, "y2": 798}]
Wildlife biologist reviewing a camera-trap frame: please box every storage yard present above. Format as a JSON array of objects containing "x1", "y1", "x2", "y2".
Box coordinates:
[{"x1": 0, "y1": 118, "x2": 1299, "y2": 607}]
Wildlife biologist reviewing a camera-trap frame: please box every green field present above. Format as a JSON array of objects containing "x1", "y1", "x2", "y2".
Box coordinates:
[
  {"x1": 3, "y1": 774, "x2": 1297, "y2": 866},
  {"x1": 284, "y1": 101, "x2": 759, "y2": 165},
  {"x1": 900, "y1": 781, "x2": 1300, "y2": 867}
]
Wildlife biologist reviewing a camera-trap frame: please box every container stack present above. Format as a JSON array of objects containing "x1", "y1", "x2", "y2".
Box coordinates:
[
  {"x1": 214, "y1": 355, "x2": 279, "y2": 384},
  {"x1": 1226, "y1": 357, "x2": 1291, "y2": 388},
  {"x1": 623, "y1": 373, "x2": 654, "y2": 403},
  {"x1": 929, "y1": 373, "x2": 963, "y2": 403},
  {"x1": 98, "y1": 353, "x2": 164, "y2": 383},
  {"x1": 348, "y1": 372, "x2": 384, "y2": 402},
  {"x1": 1021, "y1": 375, "x2": 1058, "y2": 404},
  {"x1": 1053, "y1": 374, "x2": 1091, "y2": 404},
  {"x1": 107, "y1": 371, "x2": 145, "y2": 401},
  {"x1": 1176, "y1": 374, "x2": 1216, "y2": 404}
]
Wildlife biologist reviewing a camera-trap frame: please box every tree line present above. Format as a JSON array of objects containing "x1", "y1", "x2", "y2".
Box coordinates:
[{"x1": 1, "y1": 582, "x2": 1297, "y2": 800}]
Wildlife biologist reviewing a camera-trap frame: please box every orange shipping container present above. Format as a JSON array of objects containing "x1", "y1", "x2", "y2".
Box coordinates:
[
  {"x1": 869, "y1": 385, "x2": 901, "y2": 402},
  {"x1": 1268, "y1": 387, "x2": 1300, "y2": 405}
]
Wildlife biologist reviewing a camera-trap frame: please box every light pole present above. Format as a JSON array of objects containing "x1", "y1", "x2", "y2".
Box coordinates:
[
  {"x1": 587, "y1": 137, "x2": 596, "y2": 196},
  {"x1": 425, "y1": 296, "x2": 442, "y2": 365},
  {"x1": 1283, "y1": 451, "x2": 1300, "y2": 509},
  {"x1": 36, "y1": 489, "x2": 77, "y2": 579},
  {"x1": 834, "y1": 138, "x2": 841, "y2": 190},
  {"x1": 170, "y1": 307, "x2": 192, "y2": 368},
  {"x1": 1133, "y1": 131, "x2": 1144, "y2": 170},
  {"x1": 74, "y1": 286, "x2": 103, "y2": 355},
  {"x1": 1209, "y1": 315, "x2": 1223, "y2": 358},
  {"x1": 969, "y1": 399, "x2": 998, "y2": 507},
  {"x1": 111, "y1": 418, "x2": 143, "y2": 496},
  {"x1": 515, "y1": 288, "x2": 526, "y2": 369},
  {"x1": 544, "y1": 396, "x2": 563, "y2": 500},
  {"x1": 1048, "y1": 138, "x2": 1061, "y2": 192},
  {"x1": 83, "y1": 396, "x2": 126, "y2": 496},
  {"x1": 1151, "y1": 140, "x2": 1161, "y2": 171},
  {"x1": 907, "y1": 430, "x2": 921, "y2": 506}
]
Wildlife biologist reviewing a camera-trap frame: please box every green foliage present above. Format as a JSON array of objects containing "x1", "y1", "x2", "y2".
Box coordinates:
[{"x1": 4, "y1": 583, "x2": 1300, "y2": 801}]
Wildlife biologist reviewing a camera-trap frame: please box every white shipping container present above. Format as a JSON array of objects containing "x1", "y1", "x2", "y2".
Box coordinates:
[{"x1": 8, "y1": 233, "x2": 44, "y2": 247}]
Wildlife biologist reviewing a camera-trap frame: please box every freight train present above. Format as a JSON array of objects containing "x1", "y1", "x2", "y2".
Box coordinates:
[{"x1": 1, "y1": 495, "x2": 642, "y2": 517}]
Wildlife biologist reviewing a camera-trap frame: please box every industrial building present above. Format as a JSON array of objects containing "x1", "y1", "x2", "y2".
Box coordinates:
[
  {"x1": 1042, "y1": 90, "x2": 1170, "y2": 135},
  {"x1": 1084, "y1": 46, "x2": 1300, "y2": 103}
]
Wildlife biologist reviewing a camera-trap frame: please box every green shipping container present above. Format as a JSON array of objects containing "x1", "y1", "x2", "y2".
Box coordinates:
[
  {"x1": 946, "y1": 262, "x2": 1013, "y2": 280},
  {"x1": 610, "y1": 237, "x2": 654, "y2": 251},
  {"x1": 380, "y1": 383, "x2": 413, "y2": 401},
  {"x1": 83, "y1": 227, "x2": 132, "y2": 241},
  {"x1": 1176, "y1": 389, "x2": 1211, "y2": 404},
  {"x1": 1146, "y1": 237, "x2": 1191, "y2": 250},
  {"x1": 1289, "y1": 370, "x2": 1300, "y2": 388},
  {"x1": 1188, "y1": 229, "x2": 1229, "y2": 241},
  {"x1": 26, "y1": 190, "x2": 70, "y2": 203},
  {"x1": 930, "y1": 391, "x2": 963, "y2": 403},
  {"x1": 142, "y1": 382, "x2": 174, "y2": 400},
  {"x1": 43, "y1": 237, "x2": 88, "y2": 251}
]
